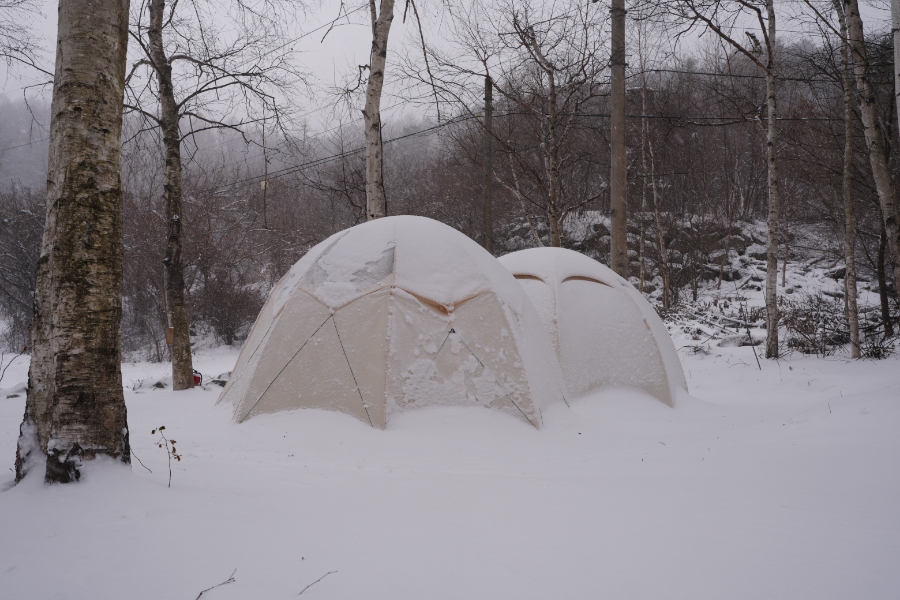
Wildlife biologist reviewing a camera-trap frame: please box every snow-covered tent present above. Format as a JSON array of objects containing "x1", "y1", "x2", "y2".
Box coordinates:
[
  {"x1": 218, "y1": 216, "x2": 566, "y2": 428},
  {"x1": 499, "y1": 247, "x2": 686, "y2": 406}
]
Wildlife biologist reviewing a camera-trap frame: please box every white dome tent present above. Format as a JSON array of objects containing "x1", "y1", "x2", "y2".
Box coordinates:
[
  {"x1": 218, "y1": 216, "x2": 566, "y2": 428},
  {"x1": 499, "y1": 247, "x2": 686, "y2": 406}
]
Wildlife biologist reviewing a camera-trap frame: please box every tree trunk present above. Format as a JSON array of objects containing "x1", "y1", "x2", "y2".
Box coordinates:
[
  {"x1": 836, "y1": 0, "x2": 861, "y2": 357},
  {"x1": 363, "y1": 0, "x2": 394, "y2": 221},
  {"x1": 763, "y1": 0, "x2": 781, "y2": 359},
  {"x1": 544, "y1": 71, "x2": 562, "y2": 248},
  {"x1": 149, "y1": 0, "x2": 194, "y2": 390},
  {"x1": 482, "y1": 75, "x2": 493, "y2": 253},
  {"x1": 649, "y1": 139, "x2": 669, "y2": 310},
  {"x1": 893, "y1": 0, "x2": 899, "y2": 131},
  {"x1": 16, "y1": 0, "x2": 131, "y2": 483},
  {"x1": 844, "y1": 0, "x2": 900, "y2": 298},
  {"x1": 878, "y1": 226, "x2": 894, "y2": 336},
  {"x1": 609, "y1": 0, "x2": 628, "y2": 276}
]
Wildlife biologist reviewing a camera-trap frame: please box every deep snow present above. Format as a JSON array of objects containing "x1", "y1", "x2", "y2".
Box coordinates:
[{"x1": 0, "y1": 336, "x2": 898, "y2": 599}]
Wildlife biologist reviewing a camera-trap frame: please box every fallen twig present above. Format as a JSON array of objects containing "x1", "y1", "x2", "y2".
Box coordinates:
[
  {"x1": 298, "y1": 570, "x2": 337, "y2": 596},
  {"x1": 196, "y1": 569, "x2": 236, "y2": 599},
  {"x1": 130, "y1": 448, "x2": 152, "y2": 473},
  {"x1": 0, "y1": 346, "x2": 26, "y2": 387}
]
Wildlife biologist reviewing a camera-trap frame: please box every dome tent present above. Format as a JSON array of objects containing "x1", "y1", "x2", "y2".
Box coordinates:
[
  {"x1": 218, "y1": 216, "x2": 566, "y2": 428},
  {"x1": 499, "y1": 247, "x2": 686, "y2": 406}
]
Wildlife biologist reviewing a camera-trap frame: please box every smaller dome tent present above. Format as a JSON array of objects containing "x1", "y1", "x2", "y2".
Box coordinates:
[
  {"x1": 218, "y1": 216, "x2": 566, "y2": 428},
  {"x1": 498, "y1": 247, "x2": 686, "y2": 406}
]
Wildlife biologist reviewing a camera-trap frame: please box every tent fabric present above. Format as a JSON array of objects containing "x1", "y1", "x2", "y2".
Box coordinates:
[
  {"x1": 218, "y1": 216, "x2": 566, "y2": 428},
  {"x1": 498, "y1": 247, "x2": 687, "y2": 406}
]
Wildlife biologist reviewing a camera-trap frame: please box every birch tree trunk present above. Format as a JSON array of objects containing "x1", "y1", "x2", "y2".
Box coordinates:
[
  {"x1": 16, "y1": 0, "x2": 131, "y2": 483},
  {"x1": 843, "y1": 0, "x2": 900, "y2": 299},
  {"x1": 763, "y1": 75, "x2": 781, "y2": 358},
  {"x1": 835, "y1": 0, "x2": 861, "y2": 357},
  {"x1": 148, "y1": 0, "x2": 194, "y2": 390},
  {"x1": 878, "y1": 227, "x2": 894, "y2": 335},
  {"x1": 649, "y1": 139, "x2": 669, "y2": 310},
  {"x1": 363, "y1": 0, "x2": 394, "y2": 221}
]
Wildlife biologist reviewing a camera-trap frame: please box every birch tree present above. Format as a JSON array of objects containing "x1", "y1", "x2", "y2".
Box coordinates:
[
  {"x1": 363, "y1": 0, "x2": 395, "y2": 220},
  {"x1": 666, "y1": 0, "x2": 784, "y2": 358},
  {"x1": 841, "y1": 0, "x2": 900, "y2": 301},
  {"x1": 833, "y1": 0, "x2": 860, "y2": 357},
  {"x1": 16, "y1": 0, "x2": 131, "y2": 483}
]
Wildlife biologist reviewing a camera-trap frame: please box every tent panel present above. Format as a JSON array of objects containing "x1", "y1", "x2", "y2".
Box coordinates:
[
  {"x1": 218, "y1": 298, "x2": 274, "y2": 406},
  {"x1": 385, "y1": 292, "x2": 458, "y2": 417},
  {"x1": 393, "y1": 221, "x2": 494, "y2": 307},
  {"x1": 298, "y1": 224, "x2": 396, "y2": 309},
  {"x1": 235, "y1": 292, "x2": 333, "y2": 419},
  {"x1": 558, "y1": 279, "x2": 671, "y2": 403},
  {"x1": 243, "y1": 315, "x2": 371, "y2": 423},
  {"x1": 450, "y1": 293, "x2": 538, "y2": 425},
  {"x1": 513, "y1": 276, "x2": 558, "y2": 356},
  {"x1": 621, "y1": 286, "x2": 688, "y2": 394},
  {"x1": 334, "y1": 289, "x2": 390, "y2": 429}
]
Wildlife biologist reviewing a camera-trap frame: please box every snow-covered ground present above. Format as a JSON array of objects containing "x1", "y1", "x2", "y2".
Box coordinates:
[{"x1": 1, "y1": 332, "x2": 897, "y2": 599}]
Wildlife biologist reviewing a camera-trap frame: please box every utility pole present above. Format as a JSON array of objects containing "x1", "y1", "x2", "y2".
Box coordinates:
[
  {"x1": 609, "y1": 0, "x2": 628, "y2": 278},
  {"x1": 893, "y1": 0, "x2": 900, "y2": 126},
  {"x1": 482, "y1": 74, "x2": 494, "y2": 253}
]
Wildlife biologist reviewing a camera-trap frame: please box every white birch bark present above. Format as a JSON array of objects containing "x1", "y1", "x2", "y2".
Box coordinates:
[
  {"x1": 16, "y1": 0, "x2": 131, "y2": 483},
  {"x1": 843, "y1": 0, "x2": 900, "y2": 299},
  {"x1": 363, "y1": 0, "x2": 394, "y2": 221}
]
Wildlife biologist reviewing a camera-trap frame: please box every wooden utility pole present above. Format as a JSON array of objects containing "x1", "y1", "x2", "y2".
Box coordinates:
[
  {"x1": 482, "y1": 75, "x2": 494, "y2": 253},
  {"x1": 893, "y1": 0, "x2": 900, "y2": 126},
  {"x1": 609, "y1": 0, "x2": 628, "y2": 277}
]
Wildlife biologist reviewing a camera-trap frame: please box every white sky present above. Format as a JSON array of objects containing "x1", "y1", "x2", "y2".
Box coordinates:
[{"x1": 0, "y1": 0, "x2": 893, "y2": 137}]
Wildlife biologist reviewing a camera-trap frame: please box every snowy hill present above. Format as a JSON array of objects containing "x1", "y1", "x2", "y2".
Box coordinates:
[{"x1": 1, "y1": 333, "x2": 898, "y2": 599}]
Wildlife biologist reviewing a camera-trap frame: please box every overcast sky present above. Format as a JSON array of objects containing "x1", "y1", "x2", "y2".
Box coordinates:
[{"x1": 0, "y1": 0, "x2": 893, "y2": 137}]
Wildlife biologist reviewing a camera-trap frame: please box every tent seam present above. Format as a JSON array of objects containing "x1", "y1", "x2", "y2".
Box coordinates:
[
  {"x1": 332, "y1": 314, "x2": 375, "y2": 428},
  {"x1": 238, "y1": 314, "x2": 334, "y2": 423}
]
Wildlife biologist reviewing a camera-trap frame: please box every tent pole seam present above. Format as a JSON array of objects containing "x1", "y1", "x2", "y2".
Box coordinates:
[
  {"x1": 332, "y1": 315, "x2": 375, "y2": 428},
  {"x1": 238, "y1": 315, "x2": 334, "y2": 423},
  {"x1": 453, "y1": 332, "x2": 539, "y2": 430},
  {"x1": 219, "y1": 318, "x2": 277, "y2": 407}
]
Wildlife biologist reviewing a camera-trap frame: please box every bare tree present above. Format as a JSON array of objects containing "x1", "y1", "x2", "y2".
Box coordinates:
[
  {"x1": 364, "y1": 0, "x2": 395, "y2": 220},
  {"x1": 125, "y1": 0, "x2": 302, "y2": 389},
  {"x1": 0, "y1": 0, "x2": 50, "y2": 76},
  {"x1": 841, "y1": 0, "x2": 900, "y2": 300},
  {"x1": 16, "y1": 0, "x2": 131, "y2": 483},
  {"x1": 665, "y1": 0, "x2": 783, "y2": 358},
  {"x1": 833, "y1": 0, "x2": 861, "y2": 357},
  {"x1": 407, "y1": 0, "x2": 608, "y2": 246}
]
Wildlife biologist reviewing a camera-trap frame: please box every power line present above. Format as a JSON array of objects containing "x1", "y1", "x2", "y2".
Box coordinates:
[
  {"x1": 631, "y1": 68, "x2": 837, "y2": 83},
  {"x1": 197, "y1": 106, "x2": 846, "y2": 196},
  {"x1": 0, "y1": 137, "x2": 48, "y2": 152}
]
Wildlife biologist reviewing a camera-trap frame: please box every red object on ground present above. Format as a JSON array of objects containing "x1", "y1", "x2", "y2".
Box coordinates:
[{"x1": 193, "y1": 373, "x2": 201, "y2": 387}]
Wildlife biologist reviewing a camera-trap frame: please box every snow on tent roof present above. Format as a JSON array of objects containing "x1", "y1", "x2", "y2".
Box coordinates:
[
  {"x1": 219, "y1": 216, "x2": 567, "y2": 428},
  {"x1": 499, "y1": 247, "x2": 687, "y2": 406}
]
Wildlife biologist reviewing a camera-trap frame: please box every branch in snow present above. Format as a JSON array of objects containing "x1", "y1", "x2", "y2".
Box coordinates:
[{"x1": 195, "y1": 569, "x2": 236, "y2": 599}]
